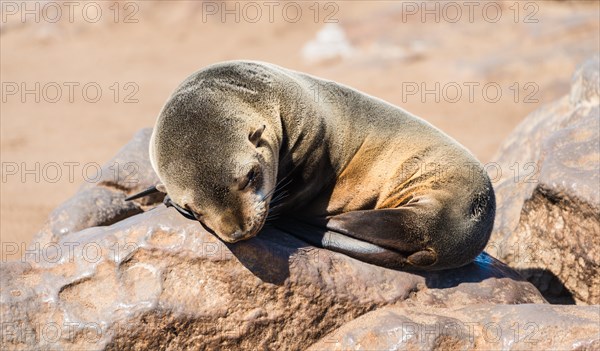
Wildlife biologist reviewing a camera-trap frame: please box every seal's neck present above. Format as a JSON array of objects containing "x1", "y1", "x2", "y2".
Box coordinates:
[{"x1": 275, "y1": 72, "x2": 364, "y2": 192}]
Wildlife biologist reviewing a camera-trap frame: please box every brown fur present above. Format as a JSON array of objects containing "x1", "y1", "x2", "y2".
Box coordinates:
[{"x1": 149, "y1": 61, "x2": 495, "y2": 270}]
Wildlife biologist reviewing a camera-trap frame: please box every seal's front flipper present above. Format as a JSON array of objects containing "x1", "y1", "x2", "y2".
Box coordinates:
[
  {"x1": 323, "y1": 206, "x2": 440, "y2": 269},
  {"x1": 325, "y1": 208, "x2": 430, "y2": 252},
  {"x1": 274, "y1": 218, "x2": 410, "y2": 270}
]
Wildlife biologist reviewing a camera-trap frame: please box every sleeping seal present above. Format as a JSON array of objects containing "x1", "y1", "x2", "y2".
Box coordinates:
[{"x1": 128, "y1": 61, "x2": 495, "y2": 271}]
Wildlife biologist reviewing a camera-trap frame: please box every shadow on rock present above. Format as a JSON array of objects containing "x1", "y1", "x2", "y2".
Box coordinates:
[
  {"x1": 414, "y1": 252, "x2": 526, "y2": 289},
  {"x1": 228, "y1": 218, "x2": 529, "y2": 290},
  {"x1": 222, "y1": 225, "x2": 304, "y2": 285},
  {"x1": 515, "y1": 267, "x2": 576, "y2": 304}
]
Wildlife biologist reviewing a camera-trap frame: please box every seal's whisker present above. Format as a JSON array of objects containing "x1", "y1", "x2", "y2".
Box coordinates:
[
  {"x1": 273, "y1": 175, "x2": 293, "y2": 194},
  {"x1": 271, "y1": 160, "x2": 298, "y2": 191},
  {"x1": 266, "y1": 213, "x2": 281, "y2": 222},
  {"x1": 269, "y1": 188, "x2": 290, "y2": 206},
  {"x1": 263, "y1": 178, "x2": 285, "y2": 198},
  {"x1": 260, "y1": 188, "x2": 277, "y2": 203},
  {"x1": 267, "y1": 195, "x2": 289, "y2": 218},
  {"x1": 267, "y1": 207, "x2": 285, "y2": 217},
  {"x1": 261, "y1": 177, "x2": 293, "y2": 203},
  {"x1": 270, "y1": 193, "x2": 288, "y2": 203},
  {"x1": 270, "y1": 199, "x2": 286, "y2": 208},
  {"x1": 275, "y1": 176, "x2": 294, "y2": 193},
  {"x1": 275, "y1": 166, "x2": 294, "y2": 185}
]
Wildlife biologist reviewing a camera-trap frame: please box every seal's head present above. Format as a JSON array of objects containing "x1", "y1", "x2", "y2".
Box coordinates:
[{"x1": 149, "y1": 88, "x2": 280, "y2": 243}]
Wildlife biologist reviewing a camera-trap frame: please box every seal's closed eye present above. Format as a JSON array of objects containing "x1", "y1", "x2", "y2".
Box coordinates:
[{"x1": 238, "y1": 166, "x2": 260, "y2": 190}]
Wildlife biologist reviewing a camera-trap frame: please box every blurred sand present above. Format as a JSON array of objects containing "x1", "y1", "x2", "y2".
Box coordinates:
[{"x1": 1, "y1": 1, "x2": 599, "y2": 259}]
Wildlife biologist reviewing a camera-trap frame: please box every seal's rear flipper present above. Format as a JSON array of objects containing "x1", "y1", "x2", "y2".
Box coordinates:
[{"x1": 125, "y1": 184, "x2": 166, "y2": 201}]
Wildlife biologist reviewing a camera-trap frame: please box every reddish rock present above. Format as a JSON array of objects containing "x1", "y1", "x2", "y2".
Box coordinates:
[
  {"x1": 309, "y1": 304, "x2": 600, "y2": 351},
  {"x1": 486, "y1": 56, "x2": 600, "y2": 305},
  {"x1": 1, "y1": 204, "x2": 544, "y2": 350},
  {"x1": 31, "y1": 128, "x2": 163, "y2": 247}
]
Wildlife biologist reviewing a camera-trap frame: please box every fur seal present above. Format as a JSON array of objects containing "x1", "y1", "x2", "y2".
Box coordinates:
[{"x1": 128, "y1": 60, "x2": 495, "y2": 271}]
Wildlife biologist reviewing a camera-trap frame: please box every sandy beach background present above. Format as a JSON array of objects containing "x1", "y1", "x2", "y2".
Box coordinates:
[{"x1": 1, "y1": 0, "x2": 599, "y2": 260}]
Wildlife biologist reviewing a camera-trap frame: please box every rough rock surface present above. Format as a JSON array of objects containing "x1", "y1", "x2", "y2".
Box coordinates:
[
  {"x1": 1, "y1": 128, "x2": 549, "y2": 350},
  {"x1": 32, "y1": 128, "x2": 163, "y2": 247},
  {"x1": 4, "y1": 57, "x2": 598, "y2": 349},
  {"x1": 308, "y1": 304, "x2": 600, "y2": 351},
  {"x1": 486, "y1": 56, "x2": 600, "y2": 305},
  {"x1": 1, "y1": 205, "x2": 546, "y2": 350}
]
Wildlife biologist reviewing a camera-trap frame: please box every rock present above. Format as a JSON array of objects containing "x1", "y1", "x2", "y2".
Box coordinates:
[
  {"x1": 6, "y1": 73, "x2": 595, "y2": 348},
  {"x1": 309, "y1": 304, "x2": 600, "y2": 351},
  {"x1": 485, "y1": 56, "x2": 600, "y2": 305},
  {"x1": 1, "y1": 207, "x2": 545, "y2": 350},
  {"x1": 31, "y1": 128, "x2": 164, "y2": 247}
]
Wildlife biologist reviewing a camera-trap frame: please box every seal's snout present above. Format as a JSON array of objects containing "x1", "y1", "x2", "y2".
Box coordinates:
[
  {"x1": 194, "y1": 207, "x2": 256, "y2": 243},
  {"x1": 220, "y1": 220, "x2": 258, "y2": 243},
  {"x1": 215, "y1": 227, "x2": 250, "y2": 243}
]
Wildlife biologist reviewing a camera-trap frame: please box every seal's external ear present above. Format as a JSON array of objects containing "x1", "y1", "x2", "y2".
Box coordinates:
[
  {"x1": 125, "y1": 183, "x2": 166, "y2": 201},
  {"x1": 249, "y1": 125, "x2": 266, "y2": 146}
]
